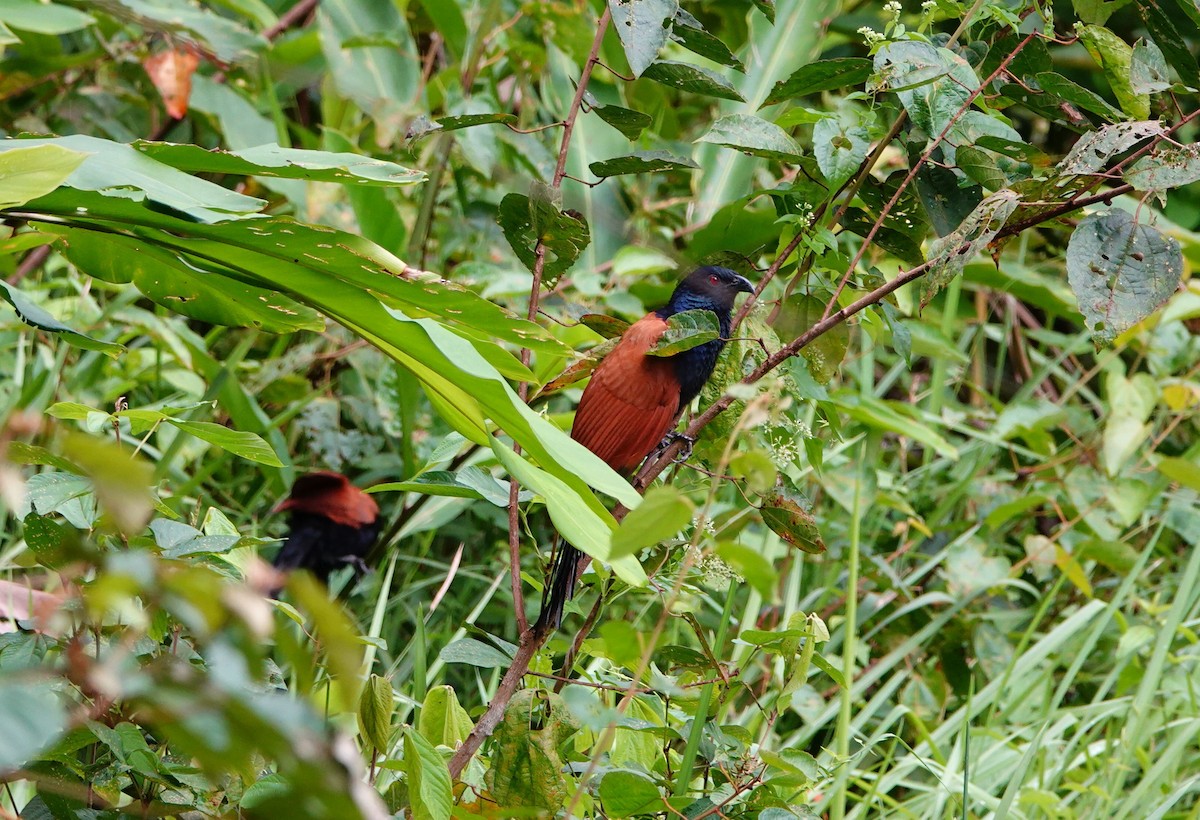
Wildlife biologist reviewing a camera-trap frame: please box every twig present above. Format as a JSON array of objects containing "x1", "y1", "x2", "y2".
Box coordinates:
[
  {"x1": 7, "y1": 244, "x2": 52, "y2": 285},
  {"x1": 449, "y1": 6, "x2": 613, "y2": 778}
]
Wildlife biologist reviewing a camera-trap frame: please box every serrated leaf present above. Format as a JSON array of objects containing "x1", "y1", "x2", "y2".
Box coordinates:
[
  {"x1": 1066, "y1": 209, "x2": 1182, "y2": 344},
  {"x1": 609, "y1": 0, "x2": 678, "y2": 77},
  {"x1": 647, "y1": 308, "x2": 719, "y2": 356},
  {"x1": 920, "y1": 190, "x2": 1020, "y2": 308},
  {"x1": 593, "y1": 104, "x2": 653, "y2": 139},
  {"x1": 1127, "y1": 143, "x2": 1200, "y2": 191},
  {"x1": 589, "y1": 150, "x2": 699, "y2": 177},
  {"x1": 762, "y1": 57, "x2": 873, "y2": 106},
  {"x1": 761, "y1": 493, "x2": 825, "y2": 554},
  {"x1": 696, "y1": 114, "x2": 803, "y2": 161},
  {"x1": 641, "y1": 60, "x2": 746, "y2": 102}
]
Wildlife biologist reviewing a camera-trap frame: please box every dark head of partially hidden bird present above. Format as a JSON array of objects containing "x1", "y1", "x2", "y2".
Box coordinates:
[{"x1": 271, "y1": 471, "x2": 380, "y2": 591}]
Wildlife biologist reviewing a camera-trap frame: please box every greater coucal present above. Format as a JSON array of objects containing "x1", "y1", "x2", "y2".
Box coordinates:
[
  {"x1": 535, "y1": 265, "x2": 754, "y2": 631},
  {"x1": 270, "y1": 471, "x2": 380, "y2": 592}
]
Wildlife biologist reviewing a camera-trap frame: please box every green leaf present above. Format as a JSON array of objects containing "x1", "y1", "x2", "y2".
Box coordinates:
[
  {"x1": 496, "y1": 185, "x2": 591, "y2": 282},
  {"x1": 1066, "y1": 209, "x2": 1183, "y2": 344},
  {"x1": 599, "y1": 771, "x2": 663, "y2": 818},
  {"x1": 836, "y1": 391, "x2": 959, "y2": 459},
  {"x1": 695, "y1": 114, "x2": 803, "y2": 161},
  {"x1": 1157, "y1": 456, "x2": 1200, "y2": 491},
  {"x1": 486, "y1": 689, "x2": 580, "y2": 811},
  {"x1": 149, "y1": 519, "x2": 240, "y2": 558},
  {"x1": 1127, "y1": 143, "x2": 1200, "y2": 191},
  {"x1": 1102, "y1": 370, "x2": 1158, "y2": 475},
  {"x1": 0, "y1": 279, "x2": 123, "y2": 354},
  {"x1": 417, "y1": 686, "x2": 473, "y2": 748},
  {"x1": 762, "y1": 57, "x2": 873, "y2": 106},
  {"x1": 1057, "y1": 121, "x2": 1165, "y2": 178},
  {"x1": 641, "y1": 60, "x2": 746, "y2": 102},
  {"x1": 59, "y1": 229, "x2": 325, "y2": 333},
  {"x1": 240, "y1": 774, "x2": 291, "y2": 810},
  {"x1": 920, "y1": 190, "x2": 1020, "y2": 308},
  {"x1": 492, "y1": 438, "x2": 646, "y2": 587},
  {"x1": 956, "y1": 145, "x2": 1008, "y2": 191},
  {"x1": 135, "y1": 142, "x2": 425, "y2": 186},
  {"x1": 0, "y1": 0, "x2": 93, "y2": 34},
  {"x1": 875, "y1": 41, "x2": 978, "y2": 134},
  {"x1": 592, "y1": 104, "x2": 653, "y2": 139},
  {"x1": 760, "y1": 492, "x2": 826, "y2": 554},
  {"x1": 771, "y1": 294, "x2": 848, "y2": 384},
  {"x1": 1076, "y1": 23, "x2": 1148, "y2": 118},
  {"x1": 1035, "y1": 72, "x2": 1126, "y2": 122},
  {"x1": 438, "y1": 638, "x2": 515, "y2": 668},
  {"x1": 1136, "y1": 0, "x2": 1200, "y2": 89},
  {"x1": 670, "y1": 8, "x2": 743, "y2": 71},
  {"x1": 403, "y1": 726, "x2": 453, "y2": 820},
  {"x1": 715, "y1": 541, "x2": 778, "y2": 599},
  {"x1": 160, "y1": 419, "x2": 283, "y2": 467},
  {"x1": 0, "y1": 144, "x2": 86, "y2": 209},
  {"x1": 358, "y1": 674, "x2": 394, "y2": 752},
  {"x1": 589, "y1": 149, "x2": 699, "y2": 178},
  {"x1": 610, "y1": 486, "x2": 694, "y2": 559},
  {"x1": 435, "y1": 112, "x2": 517, "y2": 131},
  {"x1": 647, "y1": 309, "x2": 720, "y2": 356},
  {"x1": 0, "y1": 678, "x2": 67, "y2": 769},
  {"x1": 813, "y1": 118, "x2": 869, "y2": 187},
  {"x1": 104, "y1": 0, "x2": 263, "y2": 61},
  {"x1": 1130, "y1": 38, "x2": 1171, "y2": 94},
  {"x1": 609, "y1": 0, "x2": 678, "y2": 77}
]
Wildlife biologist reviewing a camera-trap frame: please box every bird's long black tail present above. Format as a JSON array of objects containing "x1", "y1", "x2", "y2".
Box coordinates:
[{"x1": 534, "y1": 539, "x2": 581, "y2": 633}]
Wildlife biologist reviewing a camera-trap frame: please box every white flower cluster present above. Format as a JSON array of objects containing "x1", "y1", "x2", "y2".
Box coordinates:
[{"x1": 858, "y1": 25, "x2": 885, "y2": 47}]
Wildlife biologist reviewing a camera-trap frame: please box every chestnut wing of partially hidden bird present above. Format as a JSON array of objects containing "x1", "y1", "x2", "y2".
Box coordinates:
[{"x1": 570, "y1": 313, "x2": 681, "y2": 474}]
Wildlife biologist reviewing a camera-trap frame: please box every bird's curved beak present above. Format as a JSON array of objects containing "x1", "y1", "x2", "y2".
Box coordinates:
[{"x1": 734, "y1": 274, "x2": 754, "y2": 294}]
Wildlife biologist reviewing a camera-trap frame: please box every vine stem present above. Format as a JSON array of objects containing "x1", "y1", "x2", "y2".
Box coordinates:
[{"x1": 450, "y1": 5, "x2": 612, "y2": 778}]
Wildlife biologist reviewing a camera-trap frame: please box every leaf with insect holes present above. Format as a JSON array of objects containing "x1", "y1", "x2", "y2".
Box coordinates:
[
  {"x1": 1066, "y1": 209, "x2": 1182, "y2": 345},
  {"x1": 761, "y1": 492, "x2": 825, "y2": 554},
  {"x1": 496, "y1": 184, "x2": 590, "y2": 284},
  {"x1": 647, "y1": 309, "x2": 720, "y2": 356},
  {"x1": 920, "y1": 190, "x2": 1020, "y2": 308}
]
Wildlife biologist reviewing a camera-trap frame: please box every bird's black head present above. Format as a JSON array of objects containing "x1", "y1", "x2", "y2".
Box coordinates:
[{"x1": 665, "y1": 266, "x2": 755, "y2": 316}]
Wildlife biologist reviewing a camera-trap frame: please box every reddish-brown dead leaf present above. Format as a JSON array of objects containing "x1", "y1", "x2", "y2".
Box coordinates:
[{"x1": 144, "y1": 47, "x2": 201, "y2": 119}]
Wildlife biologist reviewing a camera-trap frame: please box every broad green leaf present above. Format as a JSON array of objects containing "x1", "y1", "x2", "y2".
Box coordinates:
[
  {"x1": 417, "y1": 686, "x2": 473, "y2": 748},
  {"x1": 1135, "y1": 0, "x2": 1200, "y2": 89},
  {"x1": 696, "y1": 114, "x2": 803, "y2": 161},
  {"x1": 1127, "y1": 143, "x2": 1200, "y2": 191},
  {"x1": 642, "y1": 60, "x2": 746, "y2": 102},
  {"x1": 0, "y1": 144, "x2": 86, "y2": 209},
  {"x1": 589, "y1": 150, "x2": 699, "y2": 178},
  {"x1": 1102, "y1": 370, "x2": 1159, "y2": 475},
  {"x1": 0, "y1": 679, "x2": 67, "y2": 770},
  {"x1": 599, "y1": 771, "x2": 663, "y2": 817},
  {"x1": 920, "y1": 190, "x2": 1021, "y2": 308},
  {"x1": 486, "y1": 689, "x2": 579, "y2": 812},
  {"x1": 875, "y1": 41, "x2": 978, "y2": 135},
  {"x1": 762, "y1": 57, "x2": 873, "y2": 106},
  {"x1": 59, "y1": 229, "x2": 325, "y2": 333},
  {"x1": 715, "y1": 541, "x2": 778, "y2": 598},
  {"x1": 0, "y1": 0, "x2": 93, "y2": 34},
  {"x1": 957, "y1": 145, "x2": 1008, "y2": 190},
  {"x1": 240, "y1": 774, "x2": 291, "y2": 810},
  {"x1": 1057, "y1": 121, "x2": 1164, "y2": 178},
  {"x1": 760, "y1": 492, "x2": 826, "y2": 554},
  {"x1": 1076, "y1": 24, "x2": 1148, "y2": 119},
  {"x1": 0, "y1": 279, "x2": 123, "y2": 354},
  {"x1": 813, "y1": 118, "x2": 869, "y2": 187},
  {"x1": 403, "y1": 727, "x2": 453, "y2": 820},
  {"x1": 610, "y1": 486, "x2": 694, "y2": 559},
  {"x1": 592, "y1": 103, "x2": 653, "y2": 139},
  {"x1": 358, "y1": 674, "x2": 394, "y2": 752},
  {"x1": 492, "y1": 437, "x2": 646, "y2": 587},
  {"x1": 1157, "y1": 456, "x2": 1200, "y2": 491},
  {"x1": 135, "y1": 142, "x2": 425, "y2": 186},
  {"x1": 671, "y1": 8, "x2": 743, "y2": 71},
  {"x1": 496, "y1": 187, "x2": 590, "y2": 282},
  {"x1": 609, "y1": 0, "x2": 678, "y2": 77},
  {"x1": 435, "y1": 112, "x2": 517, "y2": 131},
  {"x1": 771, "y1": 294, "x2": 848, "y2": 383},
  {"x1": 0, "y1": 134, "x2": 264, "y2": 221},
  {"x1": 1130, "y1": 38, "x2": 1171, "y2": 94},
  {"x1": 163, "y1": 419, "x2": 284, "y2": 467},
  {"x1": 1066, "y1": 209, "x2": 1183, "y2": 344},
  {"x1": 104, "y1": 0, "x2": 264, "y2": 61},
  {"x1": 149, "y1": 519, "x2": 239, "y2": 558},
  {"x1": 647, "y1": 309, "x2": 719, "y2": 356},
  {"x1": 438, "y1": 638, "x2": 514, "y2": 668},
  {"x1": 1035, "y1": 72, "x2": 1126, "y2": 122}
]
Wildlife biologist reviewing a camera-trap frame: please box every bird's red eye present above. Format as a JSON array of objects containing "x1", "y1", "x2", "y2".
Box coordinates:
[{"x1": 709, "y1": 274, "x2": 719, "y2": 284}]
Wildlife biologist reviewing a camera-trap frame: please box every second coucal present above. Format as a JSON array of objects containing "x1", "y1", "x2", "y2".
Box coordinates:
[{"x1": 535, "y1": 265, "x2": 754, "y2": 631}]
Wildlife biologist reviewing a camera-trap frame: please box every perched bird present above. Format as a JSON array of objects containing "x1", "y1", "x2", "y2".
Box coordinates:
[
  {"x1": 270, "y1": 471, "x2": 380, "y2": 593},
  {"x1": 535, "y1": 265, "x2": 754, "y2": 632}
]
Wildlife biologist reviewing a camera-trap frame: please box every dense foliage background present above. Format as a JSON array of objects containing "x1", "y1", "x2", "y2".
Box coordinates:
[{"x1": 1, "y1": 0, "x2": 1199, "y2": 817}]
